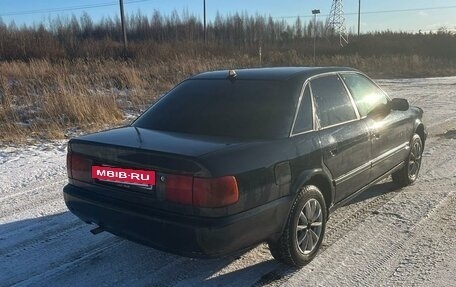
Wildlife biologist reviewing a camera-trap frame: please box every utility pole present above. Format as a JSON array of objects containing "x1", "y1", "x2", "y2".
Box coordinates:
[
  {"x1": 203, "y1": 0, "x2": 207, "y2": 44},
  {"x1": 312, "y1": 9, "x2": 320, "y2": 65},
  {"x1": 358, "y1": 0, "x2": 361, "y2": 36},
  {"x1": 259, "y1": 40, "x2": 262, "y2": 66},
  {"x1": 119, "y1": 0, "x2": 128, "y2": 50}
]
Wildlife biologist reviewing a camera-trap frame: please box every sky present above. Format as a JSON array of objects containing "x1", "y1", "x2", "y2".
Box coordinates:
[{"x1": 1, "y1": 0, "x2": 456, "y2": 33}]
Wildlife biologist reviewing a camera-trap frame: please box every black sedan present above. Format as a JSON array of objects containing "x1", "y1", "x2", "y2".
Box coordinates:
[{"x1": 64, "y1": 67, "x2": 426, "y2": 267}]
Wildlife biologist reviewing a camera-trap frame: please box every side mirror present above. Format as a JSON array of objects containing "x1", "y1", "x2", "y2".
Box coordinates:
[{"x1": 390, "y1": 98, "x2": 409, "y2": 111}]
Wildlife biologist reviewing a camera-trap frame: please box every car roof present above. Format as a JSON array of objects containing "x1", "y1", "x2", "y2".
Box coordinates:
[{"x1": 190, "y1": 67, "x2": 360, "y2": 81}]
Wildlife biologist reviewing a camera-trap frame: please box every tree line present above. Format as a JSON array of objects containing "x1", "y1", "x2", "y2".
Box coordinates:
[{"x1": 0, "y1": 10, "x2": 455, "y2": 61}]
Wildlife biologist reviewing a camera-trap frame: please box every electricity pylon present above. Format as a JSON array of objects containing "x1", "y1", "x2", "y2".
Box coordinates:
[{"x1": 327, "y1": 0, "x2": 349, "y2": 46}]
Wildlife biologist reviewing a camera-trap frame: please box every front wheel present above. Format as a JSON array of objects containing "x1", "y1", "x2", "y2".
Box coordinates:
[
  {"x1": 392, "y1": 134, "x2": 423, "y2": 187},
  {"x1": 268, "y1": 185, "x2": 327, "y2": 267}
]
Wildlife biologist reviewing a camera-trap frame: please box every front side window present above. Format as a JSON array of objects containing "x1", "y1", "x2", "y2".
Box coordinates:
[
  {"x1": 310, "y1": 75, "x2": 357, "y2": 128},
  {"x1": 341, "y1": 73, "x2": 388, "y2": 117}
]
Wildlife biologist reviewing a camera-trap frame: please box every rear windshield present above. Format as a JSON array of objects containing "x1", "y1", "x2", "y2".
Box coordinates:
[{"x1": 133, "y1": 79, "x2": 300, "y2": 139}]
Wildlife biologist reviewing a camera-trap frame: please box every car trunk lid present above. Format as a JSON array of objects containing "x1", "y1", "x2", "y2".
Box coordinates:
[{"x1": 66, "y1": 126, "x2": 242, "y2": 215}]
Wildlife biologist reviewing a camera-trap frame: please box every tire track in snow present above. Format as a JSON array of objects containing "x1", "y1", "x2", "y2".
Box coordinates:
[
  {"x1": 0, "y1": 222, "x2": 121, "y2": 286},
  {"x1": 0, "y1": 216, "x2": 83, "y2": 258},
  {"x1": 0, "y1": 187, "x2": 64, "y2": 220},
  {"x1": 12, "y1": 238, "x2": 124, "y2": 287},
  {"x1": 0, "y1": 179, "x2": 66, "y2": 201},
  {"x1": 331, "y1": 191, "x2": 453, "y2": 287},
  {"x1": 382, "y1": 194, "x2": 456, "y2": 286}
]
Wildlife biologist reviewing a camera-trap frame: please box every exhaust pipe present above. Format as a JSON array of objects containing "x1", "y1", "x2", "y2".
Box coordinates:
[{"x1": 90, "y1": 226, "x2": 104, "y2": 235}]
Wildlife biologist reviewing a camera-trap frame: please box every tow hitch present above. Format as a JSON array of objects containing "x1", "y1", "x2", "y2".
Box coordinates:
[{"x1": 90, "y1": 226, "x2": 104, "y2": 235}]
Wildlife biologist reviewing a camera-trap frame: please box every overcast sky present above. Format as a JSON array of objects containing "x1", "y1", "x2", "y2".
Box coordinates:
[{"x1": 1, "y1": 0, "x2": 456, "y2": 33}]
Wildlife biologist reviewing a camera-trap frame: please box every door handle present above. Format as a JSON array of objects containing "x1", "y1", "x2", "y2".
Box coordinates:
[
  {"x1": 327, "y1": 145, "x2": 338, "y2": 157},
  {"x1": 371, "y1": 132, "x2": 381, "y2": 140}
]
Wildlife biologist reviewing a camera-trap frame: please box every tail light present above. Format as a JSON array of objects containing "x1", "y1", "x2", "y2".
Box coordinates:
[
  {"x1": 67, "y1": 152, "x2": 92, "y2": 182},
  {"x1": 193, "y1": 177, "x2": 239, "y2": 208},
  {"x1": 164, "y1": 174, "x2": 193, "y2": 205},
  {"x1": 165, "y1": 175, "x2": 239, "y2": 208},
  {"x1": 66, "y1": 148, "x2": 239, "y2": 208}
]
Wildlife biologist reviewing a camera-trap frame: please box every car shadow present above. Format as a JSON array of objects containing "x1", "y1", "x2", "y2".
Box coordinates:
[
  {"x1": 343, "y1": 180, "x2": 402, "y2": 206},
  {"x1": 0, "y1": 180, "x2": 404, "y2": 286},
  {"x1": 0, "y1": 212, "x2": 277, "y2": 286}
]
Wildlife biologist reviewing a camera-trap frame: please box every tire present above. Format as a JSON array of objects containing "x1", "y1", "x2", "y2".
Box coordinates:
[
  {"x1": 268, "y1": 185, "x2": 327, "y2": 267},
  {"x1": 392, "y1": 134, "x2": 423, "y2": 187}
]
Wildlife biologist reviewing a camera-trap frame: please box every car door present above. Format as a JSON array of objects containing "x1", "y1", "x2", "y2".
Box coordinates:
[
  {"x1": 340, "y1": 72, "x2": 412, "y2": 180},
  {"x1": 310, "y1": 74, "x2": 372, "y2": 203}
]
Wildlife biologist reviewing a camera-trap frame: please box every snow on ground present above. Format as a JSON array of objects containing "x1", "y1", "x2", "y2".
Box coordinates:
[{"x1": 0, "y1": 77, "x2": 455, "y2": 287}]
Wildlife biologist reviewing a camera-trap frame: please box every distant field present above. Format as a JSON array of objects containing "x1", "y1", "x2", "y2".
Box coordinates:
[
  {"x1": 1, "y1": 55, "x2": 456, "y2": 144},
  {"x1": 1, "y1": 11, "x2": 456, "y2": 143}
]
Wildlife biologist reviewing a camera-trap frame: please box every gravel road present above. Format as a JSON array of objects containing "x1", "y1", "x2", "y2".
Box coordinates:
[{"x1": 1, "y1": 77, "x2": 455, "y2": 287}]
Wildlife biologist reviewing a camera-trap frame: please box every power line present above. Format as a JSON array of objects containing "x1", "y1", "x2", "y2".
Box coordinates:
[
  {"x1": 271, "y1": 5, "x2": 456, "y2": 19},
  {"x1": 351, "y1": 5, "x2": 456, "y2": 15},
  {"x1": 2, "y1": 2, "x2": 456, "y2": 22},
  {"x1": 0, "y1": 0, "x2": 155, "y2": 17}
]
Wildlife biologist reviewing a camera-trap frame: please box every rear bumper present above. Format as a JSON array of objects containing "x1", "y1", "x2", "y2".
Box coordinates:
[{"x1": 63, "y1": 184, "x2": 291, "y2": 258}]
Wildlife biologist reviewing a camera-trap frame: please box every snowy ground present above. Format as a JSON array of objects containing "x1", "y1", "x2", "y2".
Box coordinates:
[{"x1": 1, "y1": 77, "x2": 455, "y2": 287}]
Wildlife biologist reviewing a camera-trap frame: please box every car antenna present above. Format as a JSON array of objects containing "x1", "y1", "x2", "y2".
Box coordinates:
[{"x1": 227, "y1": 69, "x2": 237, "y2": 79}]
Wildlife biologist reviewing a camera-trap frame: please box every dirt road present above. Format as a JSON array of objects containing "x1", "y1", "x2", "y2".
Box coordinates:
[{"x1": 1, "y1": 77, "x2": 455, "y2": 287}]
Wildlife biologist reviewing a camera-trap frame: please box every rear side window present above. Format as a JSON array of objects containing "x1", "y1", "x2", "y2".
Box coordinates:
[
  {"x1": 292, "y1": 85, "x2": 313, "y2": 134},
  {"x1": 311, "y1": 75, "x2": 357, "y2": 128},
  {"x1": 341, "y1": 73, "x2": 388, "y2": 117}
]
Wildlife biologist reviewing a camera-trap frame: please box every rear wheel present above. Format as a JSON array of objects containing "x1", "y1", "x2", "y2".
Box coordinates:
[
  {"x1": 268, "y1": 185, "x2": 327, "y2": 267},
  {"x1": 392, "y1": 134, "x2": 423, "y2": 187}
]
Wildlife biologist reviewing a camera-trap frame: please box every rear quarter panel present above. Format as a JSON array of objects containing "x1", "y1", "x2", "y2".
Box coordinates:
[{"x1": 198, "y1": 139, "x2": 296, "y2": 216}]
